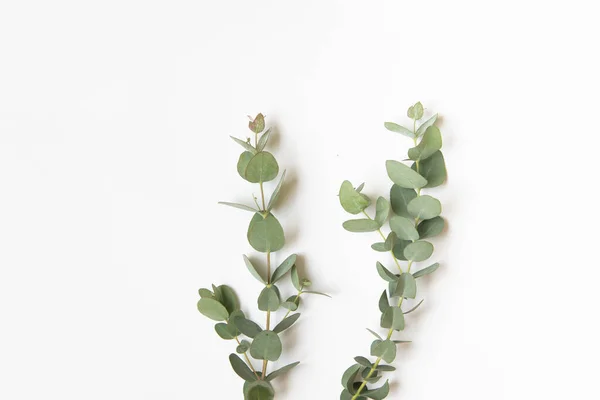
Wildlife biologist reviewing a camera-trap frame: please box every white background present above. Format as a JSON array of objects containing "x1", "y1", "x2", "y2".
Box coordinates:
[{"x1": 1, "y1": 1, "x2": 599, "y2": 399}]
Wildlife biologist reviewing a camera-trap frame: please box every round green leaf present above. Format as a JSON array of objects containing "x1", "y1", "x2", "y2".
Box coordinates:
[
  {"x1": 217, "y1": 285, "x2": 239, "y2": 314},
  {"x1": 374, "y1": 196, "x2": 390, "y2": 226},
  {"x1": 249, "y1": 113, "x2": 266, "y2": 134},
  {"x1": 408, "y1": 125, "x2": 442, "y2": 161},
  {"x1": 414, "y1": 150, "x2": 447, "y2": 188},
  {"x1": 247, "y1": 212, "x2": 285, "y2": 253},
  {"x1": 389, "y1": 215, "x2": 419, "y2": 240},
  {"x1": 339, "y1": 180, "x2": 370, "y2": 214},
  {"x1": 244, "y1": 380, "x2": 275, "y2": 400},
  {"x1": 386, "y1": 160, "x2": 427, "y2": 189},
  {"x1": 237, "y1": 151, "x2": 255, "y2": 181},
  {"x1": 250, "y1": 330, "x2": 282, "y2": 361},
  {"x1": 404, "y1": 241, "x2": 434, "y2": 262},
  {"x1": 390, "y1": 185, "x2": 417, "y2": 218},
  {"x1": 370, "y1": 339, "x2": 396, "y2": 363},
  {"x1": 245, "y1": 151, "x2": 279, "y2": 183},
  {"x1": 215, "y1": 323, "x2": 237, "y2": 340},
  {"x1": 392, "y1": 239, "x2": 411, "y2": 261},
  {"x1": 257, "y1": 286, "x2": 280, "y2": 312},
  {"x1": 343, "y1": 219, "x2": 381, "y2": 232},
  {"x1": 407, "y1": 195, "x2": 441, "y2": 220},
  {"x1": 392, "y1": 273, "x2": 417, "y2": 299},
  {"x1": 417, "y1": 216, "x2": 445, "y2": 239},
  {"x1": 197, "y1": 298, "x2": 229, "y2": 321},
  {"x1": 232, "y1": 316, "x2": 262, "y2": 338},
  {"x1": 236, "y1": 340, "x2": 251, "y2": 354},
  {"x1": 407, "y1": 102, "x2": 424, "y2": 120}
]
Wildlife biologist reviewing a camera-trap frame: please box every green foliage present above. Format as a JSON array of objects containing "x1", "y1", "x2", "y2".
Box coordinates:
[
  {"x1": 338, "y1": 102, "x2": 447, "y2": 399},
  {"x1": 197, "y1": 113, "x2": 326, "y2": 397}
]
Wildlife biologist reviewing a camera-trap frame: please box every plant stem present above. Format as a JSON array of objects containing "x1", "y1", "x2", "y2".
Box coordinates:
[
  {"x1": 235, "y1": 336, "x2": 260, "y2": 379},
  {"x1": 262, "y1": 251, "x2": 272, "y2": 379},
  {"x1": 362, "y1": 210, "x2": 403, "y2": 273}
]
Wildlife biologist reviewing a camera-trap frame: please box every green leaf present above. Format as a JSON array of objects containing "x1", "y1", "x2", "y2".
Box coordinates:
[
  {"x1": 227, "y1": 310, "x2": 246, "y2": 336},
  {"x1": 230, "y1": 136, "x2": 257, "y2": 154},
  {"x1": 404, "y1": 241, "x2": 434, "y2": 262},
  {"x1": 417, "y1": 217, "x2": 445, "y2": 239},
  {"x1": 392, "y1": 239, "x2": 411, "y2": 261},
  {"x1": 217, "y1": 285, "x2": 239, "y2": 314},
  {"x1": 215, "y1": 323, "x2": 237, "y2": 340},
  {"x1": 245, "y1": 152, "x2": 279, "y2": 183},
  {"x1": 376, "y1": 365, "x2": 396, "y2": 372},
  {"x1": 198, "y1": 288, "x2": 214, "y2": 299},
  {"x1": 339, "y1": 180, "x2": 370, "y2": 214},
  {"x1": 386, "y1": 160, "x2": 427, "y2": 189},
  {"x1": 374, "y1": 197, "x2": 390, "y2": 226},
  {"x1": 408, "y1": 125, "x2": 442, "y2": 161},
  {"x1": 389, "y1": 215, "x2": 419, "y2": 241},
  {"x1": 233, "y1": 317, "x2": 262, "y2": 338},
  {"x1": 273, "y1": 313, "x2": 301, "y2": 334},
  {"x1": 390, "y1": 185, "x2": 417, "y2": 218},
  {"x1": 291, "y1": 265, "x2": 301, "y2": 291},
  {"x1": 392, "y1": 273, "x2": 417, "y2": 299},
  {"x1": 341, "y1": 364, "x2": 361, "y2": 393},
  {"x1": 407, "y1": 102, "x2": 424, "y2": 120},
  {"x1": 413, "y1": 262, "x2": 440, "y2": 278},
  {"x1": 256, "y1": 128, "x2": 271, "y2": 152},
  {"x1": 416, "y1": 113, "x2": 438, "y2": 137},
  {"x1": 265, "y1": 361, "x2": 300, "y2": 381},
  {"x1": 367, "y1": 328, "x2": 382, "y2": 340},
  {"x1": 380, "y1": 306, "x2": 404, "y2": 330},
  {"x1": 197, "y1": 298, "x2": 229, "y2": 321},
  {"x1": 237, "y1": 151, "x2": 255, "y2": 181},
  {"x1": 247, "y1": 212, "x2": 285, "y2": 253},
  {"x1": 243, "y1": 255, "x2": 266, "y2": 284},
  {"x1": 385, "y1": 232, "x2": 397, "y2": 250},
  {"x1": 371, "y1": 339, "x2": 397, "y2": 363},
  {"x1": 363, "y1": 380, "x2": 390, "y2": 400},
  {"x1": 271, "y1": 253, "x2": 296, "y2": 284},
  {"x1": 250, "y1": 330, "x2": 282, "y2": 361},
  {"x1": 244, "y1": 380, "x2": 274, "y2": 400},
  {"x1": 354, "y1": 356, "x2": 372, "y2": 367},
  {"x1": 229, "y1": 353, "x2": 257, "y2": 382},
  {"x1": 407, "y1": 195, "x2": 442, "y2": 220},
  {"x1": 302, "y1": 290, "x2": 331, "y2": 298},
  {"x1": 415, "y1": 150, "x2": 447, "y2": 188},
  {"x1": 258, "y1": 286, "x2": 281, "y2": 312},
  {"x1": 378, "y1": 290, "x2": 390, "y2": 313},
  {"x1": 236, "y1": 340, "x2": 251, "y2": 353},
  {"x1": 249, "y1": 113, "x2": 265, "y2": 134},
  {"x1": 404, "y1": 299, "x2": 424, "y2": 314},
  {"x1": 343, "y1": 219, "x2": 381, "y2": 232},
  {"x1": 218, "y1": 201, "x2": 257, "y2": 213},
  {"x1": 384, "y1": 122, "x2": 415, "y2": 138},
  {"x1": 371, "y1": 242, "x2": 387, "y2": 252},
  {"x1": 376, "y1": 262, "x2": 397, "y2": 282},
  {"x1": 267, "y1": 170, "x2": 286, "y2": 211}
]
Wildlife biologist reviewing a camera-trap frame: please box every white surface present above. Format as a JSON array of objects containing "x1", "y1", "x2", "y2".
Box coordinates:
[{"x1": 1, "y1": 1, "x2": 599, "y2": 399}]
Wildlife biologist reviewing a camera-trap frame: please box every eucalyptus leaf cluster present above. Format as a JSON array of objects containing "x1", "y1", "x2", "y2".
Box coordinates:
[
  {"x1": 338, "y1": 102, "x2": 447, "y2": 399},
  {"x1": 197, "y1": 114, "x2": 329, "y2": 400}
]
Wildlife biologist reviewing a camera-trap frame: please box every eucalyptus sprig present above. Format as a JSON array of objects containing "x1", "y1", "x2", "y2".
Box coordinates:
[
  {"x1": 197, "y1": 113, "x2": 329, "y2": 400},
  {"x1": 338, "y1": 102, "x2": 447, "y2": 399}
]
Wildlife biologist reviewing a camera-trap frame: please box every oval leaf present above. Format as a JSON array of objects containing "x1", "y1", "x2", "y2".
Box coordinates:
[
  {"x1": 376, "y1": 262, "x2": 397, "y2": 282},
  {"x1": 271, "y1": 253, "x2": 296, "y2": 284},
  {"x1": 407, "y1": 195, "x2": 442, "y2": 220},
  {"x1": 404, "y1": 241, "x2": 434, "y2": 262},
  {"x1": 408, "y1": 125, "x2": 442, "y2": 161},
  {"x1": 229, "y1": 353, "x2": 257, "y2": 382},
  {"x1": 384, "y1": 122, "x2": 414, "y2": 138},
  {"x1": 416, "y1": 113, "x2": 438, "y2": 137},
  {"x1": 245, "y1": 151, "x2": 279, "y2": 183},
  {"x1": 415, "y1": 150, "x2": 447, "y2": 188},
  {"x1": 343, "y1": 219, "x2": 381, "y2": 232},
  {"x1": 273, "y1": 313, "x2": 301, "y2": 334},
  {"x1": 386, "y1": 160, "x2": 427, "y2": 189},
  {"x1": 243, "y1": 255, "x2": 266, "y2": 284},
  {"x1": 390, "y1": 185, "x2": 417, "y2": 218},
  {"x1": 265, "y1": 361, "x2": 300, "y2": 381},
  {"x1": 247, "y1": 212, "x2": 285, "y2": 253},
  {"x1": 237, "y1": 151, "x2": 254, "y2": 181},
  {"x1": 389, "y1": 215, "x2": 419, "y2": 240},
  {"x1": 413, "y1": 262, "x2": 440, "y2": 278},
  {"x1": 197, "y1": 298, "x2": 229, "y2": 321},
  {"x1": 374, "y1": 197, "x2": 390, "y2": 226},
  {"x1": 257, "y1": 286, "x2": 281, "y2": 312},
  {"x1": 250, "y1": 330, "x2": 283, "y2": 361},
  {"x1": 339, "y1": 180, "x2": 370, "y2": 214},
  {"x1": 417, "y1": 216, "x2": 445, "y2": 239}
]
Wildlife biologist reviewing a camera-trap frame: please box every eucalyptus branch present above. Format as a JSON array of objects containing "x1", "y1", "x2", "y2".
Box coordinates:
[
  {"x1": 338, "y1": 102, "x2": 448, "y2": 399},
  {"x1": 197, "y1": 113, "x2": 329, "y2": 400}
]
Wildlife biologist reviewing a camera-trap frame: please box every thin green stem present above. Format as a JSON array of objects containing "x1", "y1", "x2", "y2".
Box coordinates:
[
  {"x1": 235, "y1": 336, "x2": 260, "y2": 379},
  {"x1": 362, "y1": 210, "x2": 403, "y2": 273},
  {"x1": 261, "y1": 251, "x2": 272, "y2": 379},
  {"x1": 283, "y1": 290, "x2": 302, "y2": 319}
]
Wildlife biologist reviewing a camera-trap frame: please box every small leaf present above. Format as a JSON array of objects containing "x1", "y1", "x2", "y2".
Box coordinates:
[
  {"x1": 376, "y1": 262, "x2": 397, "y2": 282},
  {"x1": 218, "y1": 201, "x2": 258, "y2": 212},
  {"x1": 198, "y1": 288, "x2": 214, "y2": 299},
  {"x1": 392, "y1": 239, "x2": 411, "y2": 261},
  {"x1": 386, "y1": 160, "x2": 427, "y2": 189},
  {"x1": 384, "y1": 232, "x2": 397, "y2": 250},
  {"x1": 233, "y1": 317, "x2": 262, "y2": 338},
  {"x1": 389, "y1": 215, "x2": 419, "y2": 240},
  {"x1": 229, "y1": 353, "x2": 257, "y2": 382},
  {"x1": 376, "y1": 365, "x2": 396, "y2": 372},
  {"x1": 290, "y1": 265, "x2": 302, "y2": 291},
  {"x1": 371, "y1": 339, "x2": 396, "y2": 363},
  {"x1": 243, "y1": 255, "x2": 266, "y2": 284},
  {"x1": 237, "y1": 151, "x2": 255, "y2": 181},
  {"x1": 197, "y1": 298, "x2": 229, "y2": 321},
  {"x1": 413, "y1": 262, "x2": 440, "y2": 278},
  {"x1": 257, "y1": 286, "x2": 281, "y2": 312},
  {"x1": 236, "y1": 340, "x2": 251, "y2": 353},
  {"x1": 378, "y1": 290, "x2": 390, "y2": 313},
  {"x1": 215, "y1": 323, "x2": 237, "y2": 340},
  {"x1": 343, "y1": 219, "x2": 381, "y2": 232},
  {"x1": 407, "y1": 102, "x2": 424, "y2": 120},
  {"x1": 230, "y1": 136, "x2": 257, "y2": 154},
  {"x1": 302, "y1": 290, "x2": 331, "y2": 298},
  {"x1": 374, "y1": 197, "x2": 390, "y2": 226},
  {"x1": 265, "y1": 361, "x2": 300, "y2": 381},
  {"x1": 339, "y1": 180, "x2": 370, "y2": 215},
  {"x1": 371, "y1": 242, "x2": 387, "y2": 252},
  {"x1": 273, "y1": 313, "x2": 301, "y2": 334},
  {"x1": 217, "y1": 285, "x2": 239, "y2": 314},
  {"x1": 367, "y1": 328, "x2": 382, "y2": 340},
  {"x1": 267, "y1": 170, "x2": 286, "y2": 211},
  {"x1": 417, "y1": 216, "x2": 445, "y2": 239},
  {"x1": 247, "y1": 212, "x2": 285, "y2": 253},
  {"x1": 407, "y1": 195, "x2": 442, "y2": 220},
  {"x1": 271, "y1": 253, "x2": 296, "y2": 284},
  {"x1": 415, "y1": 150, "x2": 447, "y2": 188},
  {"x1": 404, "y1": 299, "x2": 424, "y2": 314},
  {"x1": 354, "y1": 356, "x2": 372, "y2": 367},
  {"x1": 249, "y1": 113, "x2": 265, "y2": 133},
  {"x1": 245, "y1": 152, "x2": 279, "y2": 183},
  {"x1": 356, "y1": 182, "x2": 365, "y2": 192},
  {"x1": 404, "y1": 241, "x2": 434, "y2": 262},
  {"x1": 408, "y1": 125, "x2": 442, "y2": 161},
  {"x1": 257, "y1": 128, "x2": 271, "y2": 151},
  {"x1": 341, "y1": 364, "x2": 361, "y2": 393},
  {"x1": 363, "y1": 380, "x2": 390, "y2": 400},
  {"x1": 392, "y1": 273, "x2": 417, "y2": 299},
  {"x1": 250, "y1": 330, "x2": 283, "y2": 361},
  {"x1": 384, "y1": 122, "x2": 415, "y2": 138},
  {"x1": 416, "y1": 113, "x2": 438, "y2": 137},
  {"x1": 390, "y1": 185, "x2": 417, "y2": 218}
]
